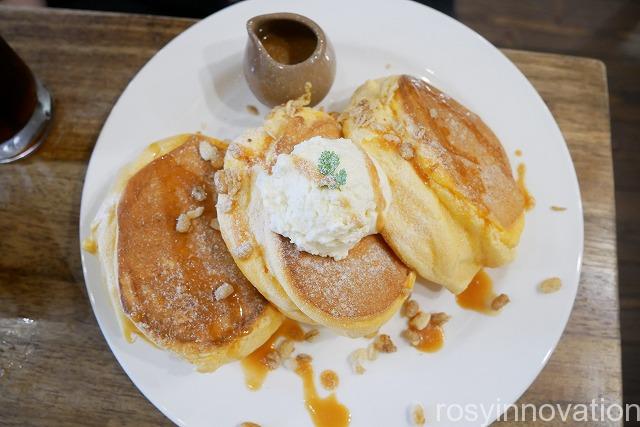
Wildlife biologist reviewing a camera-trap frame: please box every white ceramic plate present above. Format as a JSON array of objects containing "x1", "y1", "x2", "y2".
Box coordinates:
[{"x1": 79, "y1": 0, "x2": 583, "y2": 425}]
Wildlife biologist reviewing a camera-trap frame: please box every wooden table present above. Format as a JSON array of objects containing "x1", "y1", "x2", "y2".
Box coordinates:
[{"x1": 0, "y1": 6, "x2": 619, "y2": 426}]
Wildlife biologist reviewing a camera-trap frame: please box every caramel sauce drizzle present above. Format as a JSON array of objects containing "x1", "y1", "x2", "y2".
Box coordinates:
[
  {"x1": 241, "y1": 318, "x2": 305, "y2": 390},
  {"x1": 456, "y1": 269, "x2": 496, "y2": 314},
  {"x1": 295, "y1": 356, "x2": 350, "y2": 427},
  {"x1": 120, "y1": 313, "x2": 157, "y2": 347},
  {"x1": 516, "y1": 163, "x2": 535, "y2": 211},
  {"x1": 414, "y1": 324, "x2": 445, "y2": 353}
]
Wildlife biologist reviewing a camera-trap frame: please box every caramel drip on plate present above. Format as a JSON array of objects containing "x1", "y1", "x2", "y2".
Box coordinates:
[
  {"x1": 295, "y1": 356, "x2": 350, "y2": 427},
  {"x1": 415, "y1": 324, "x2": 445, "y2": 353},
  {"x1": 516, "y1": 163, "x2": 535, "y2": 211},
  {"x1": 456, "y1": 269, "x2": 496, "y2": 314},
  {"x1": 120, "y1": 313, "x2": 157, "y2": 347},
  {"x1": 241, "y1": 318, "x2": 305, "y2": 390}
]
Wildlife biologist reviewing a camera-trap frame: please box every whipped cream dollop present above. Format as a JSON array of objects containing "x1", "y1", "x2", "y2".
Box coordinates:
[{"x1": 257, "y1": 136, "x2": 388, "y2": 260}]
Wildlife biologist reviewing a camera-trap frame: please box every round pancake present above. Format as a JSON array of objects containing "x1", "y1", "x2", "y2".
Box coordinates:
[
  {"x1": 341, "y1": 75, "x2": 525, "y2": 294},
  {"x1": 93, "y1": 134, "x2": 283, "y2": 372},
  {"x1": 216, "y1": 97, "x2": 414, "y2": 337}
]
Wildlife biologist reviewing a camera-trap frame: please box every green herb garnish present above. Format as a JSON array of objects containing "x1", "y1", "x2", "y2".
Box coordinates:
[{"x1": 317, "y1": 150, "x2": 347, "y2": 190}]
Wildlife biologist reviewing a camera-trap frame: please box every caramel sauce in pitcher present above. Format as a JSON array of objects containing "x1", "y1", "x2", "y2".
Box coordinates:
[{"x1": 257, "y1": 19, "x2": 317, "y2": 65}]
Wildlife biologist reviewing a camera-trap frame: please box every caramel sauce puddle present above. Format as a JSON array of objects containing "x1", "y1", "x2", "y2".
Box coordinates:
[
  {"x1": 456, "y1": 269, "x2": 495, "y2": 314},
  {"x1": 241, "y1": 318, "x2": 305, "y2": 390},
  {"x1": 295, "y1": 355, "x2": 350, "y2": 427}
]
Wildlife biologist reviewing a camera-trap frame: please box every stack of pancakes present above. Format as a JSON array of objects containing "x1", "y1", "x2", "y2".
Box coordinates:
[{"x1": 89, "y1": 75, "x2": 525, "y2": 371}]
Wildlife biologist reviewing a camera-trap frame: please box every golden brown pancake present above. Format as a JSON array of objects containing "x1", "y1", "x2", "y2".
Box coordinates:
[
  {"x1": 216, "y1": 94, "x2": 415, "y2": 337},
  {"x1": 341, "y1": 75, "x2": 525, "y2": 294},
  {"x1": 92, "y1": 134, "x2": 283, "y2": 371}
]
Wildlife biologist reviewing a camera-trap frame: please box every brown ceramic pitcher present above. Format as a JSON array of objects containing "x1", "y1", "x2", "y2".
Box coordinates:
[{"x1": 243, "y1": 12, "x2": 336, "y2": 107}]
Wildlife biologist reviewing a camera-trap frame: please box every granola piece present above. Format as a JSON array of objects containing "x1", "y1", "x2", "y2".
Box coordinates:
[
  {"x1": 198, "y1": 140, "x2": 219, "y2": 162},
  {"x1": 186, "y1": 206, "x2": 204, "y2": 219},
  {"x1": 402, "y1": 299, "x2": 419, "y2": 318},
  {"x1": 430, "y1": 312, "x2": 451, "y2": 326},
  {"x1": 175, "y1": 213, "x2": 191, "y2": 233},
  {"x1": 320, "y1": 370, "x2": 339, "y2": 391},
  {"x1": 240, "y1": 423, "x2": 261, "y2": 427},
  {"x1": 214, "y1": 282, "x2": 234, "y2": 301},
  {"x1": 225, "y1": 170, "x2": 243, "y2": 196},
  {"x1": 539, "y1": 277, "x2": 562, "y2": 294},
  {"x1": 348, "y1": 348, "x2": 367, "y2": 375},
  {"x1": 214, "y1": 170, "x2": 228, "y2": 194},
  {"x1": 277, "y1": 339, "x2": 295, "y2": 360},
  {"x1": 411, "y1": 403, "x2": 426, "y2": 426},
  {"x1": 491, "y1": 293, "x2": 510, "y2": 311},
  {"x1": 263, "y1": 350, "x2": 281, "y2": 370},
  {"x1": 373, "y1": 334, "x2": 397, "y2": 353},
  {"x1": 191, "y1": 186, "x2": 206, "y2": 201},
  {"x1": 227, "y1": 143, "x2": 243, "y2": 159},
  {"x1": 401, "y1": 329, "x2": 421, "y2": 346},
  {"x1": 409, "y1": 312, "x2": 431, "y2": 331},
  {"x1": 399, "y1": 142, "x2": 415, "y2": 160}
]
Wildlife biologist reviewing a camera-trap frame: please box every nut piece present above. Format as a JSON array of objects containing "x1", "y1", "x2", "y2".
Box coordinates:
[
  {"x1": 186, "y1": 206, "x2": 204, "y2": 219},
  {"x1": 430, "y1": 312, "x2": 451, "y2": 326},
  {"x1": 401, "y1": 329, "x2": 421, "y2": 346},
  {"x1": 277, "y1": 339, "x2": 295, "y2": 360},
  {"x1": 409, "y1": 312, "x2": 431, "y2": 331},
  {"x1": 214, "y1": 170, "x2": 228, "y2": 194},
  {"x1": 191, "y1": 186, "x2": 207, "y2": 201},
  {"x1": 227, "y1": 143, "x2": 243, "y2": 159},
  {"x1": 411, "y1": 403, "x2": 426, "y2": 426},
  {"x1": 373, "y1": 334, "x2": 397, "y2": 353},
  {"x1": 240, "y1": 423, "x2": 261, "y2": 427},
  {"x1": 399, "y1": 142, "x2": 415, "y2": 160},
  {"x1": 263, "y1": 350, "x2": 281, "y2": 370},
  {"x1": 539, "y1": 277, "x2": 562, "y2": 294},
  {"x1": 209, "y1": 218, "x2": 220, "y2": 230},
  {"x1": 348, "y1": 348, "x2": 367, "y2": 375},
  {"x1": 320, "y1": 370, "x2": 339, "y2": 391},
  {"x1": 402, "y1": 299, "x2": 419, "y2": 318},
  {"x1": 491, "y1": 293, "x2": 510, "y2": 311},
  {"x1": 304, "y1": 329, "x2": 320, "y2": 342},
  {"x1": 295, "y1": 353, "x2": 312, "y2": 365},
  {"x1": 198, "y1": 140, "x2": 219, "y2": 162},
  {"x1": 175, "y1": 213, "x2": 191, "y2": 233},
  {"x1": 214, "y1": 282, "x2": 234, "y2": 301}
]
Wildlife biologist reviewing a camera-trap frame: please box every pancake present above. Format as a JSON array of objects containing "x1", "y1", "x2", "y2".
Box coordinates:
[
  {"x1": 341, "y1": 75, "x2": 525, "y2": 294},
  {"x1": 90, "y1": 134, "x2": 283, "y2": 372},
  {"x1": 216, "y1": 93, "x2": 415, "y2": 337}
]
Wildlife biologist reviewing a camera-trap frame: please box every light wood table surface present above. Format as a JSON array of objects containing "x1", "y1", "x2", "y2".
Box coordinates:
[{"x1": 0, "y1": 6, "x2": 619, "y2": 426}]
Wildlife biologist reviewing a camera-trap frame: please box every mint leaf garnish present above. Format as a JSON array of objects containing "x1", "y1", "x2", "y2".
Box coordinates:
[{"x1": 317, "y1": 150, "x2": 347, "y2": 190}]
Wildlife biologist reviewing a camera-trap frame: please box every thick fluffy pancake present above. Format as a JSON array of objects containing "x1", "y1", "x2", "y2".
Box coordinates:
[
  {"x1": 217, "y1": 98, "x2": 414, "y2": 336},
  {"x1": 341, "y1": 75, "x2": 525, "y2": 294},
  {"x1": 92, "y1": 134, "x2": 282, "y2": 372}
]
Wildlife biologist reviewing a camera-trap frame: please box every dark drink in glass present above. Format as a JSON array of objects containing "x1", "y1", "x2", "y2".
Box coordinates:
[{"x1": 0, "y1": 35, "x2": 52, "y2": 163}]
